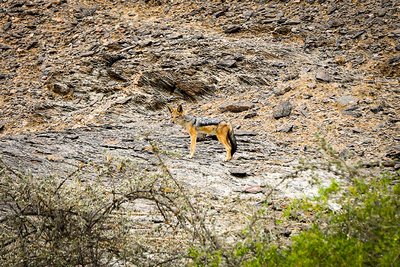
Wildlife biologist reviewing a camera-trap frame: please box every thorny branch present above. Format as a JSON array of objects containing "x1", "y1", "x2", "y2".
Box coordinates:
[
  {"x1": 146, "y1": 138, "x2": 231, "y2": 262},
  {"x1": 0, "y1": 155, "x2": 194, "y2": 265}
]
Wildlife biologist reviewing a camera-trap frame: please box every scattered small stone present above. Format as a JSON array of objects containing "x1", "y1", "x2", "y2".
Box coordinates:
[
  {"x1": 237, "y1": 75, "x2": 269, "y2": 85},
  {"x1": 283, "y1": 73, "x2": 299, "y2": 81},
  {"x1": 168, "y1": 33, "x2": 183, "y2": 40},
  {"x1": 291, "y1": 27, "x2": 300, "y2": 34},
  {"x1": 223, "y1": 25, "x2": 242, "y2": 34},
  {"x1": 243, "y1": 10, "x2": 254, "y2": 20},
  {"x1": 342, "y1": 105, "x2": 362, "y2": 118},
  {"x1": 307, "y1": 82, "x2": 317, "y2": 89},
  {"x1": 242, "y1": 185, "x2": 263, "y2": 193},
  {"x1": 327, "y1": 19, "x2": 344, "y2": 28},
  {"x1": 327, "y1": 5, "x2": 338, "y2": 14},
  {"x1": 273, "y1": 101, "x2": 293, "y2": 119},
  {"x1": 0, "y1": 43, "x2": 12, "y2": 51},
  {"x1": 235, "y1": 131, "x2": 257, "y2": 136},
  {"x1": 101, "y1": 53, "x2": 125, "y2": 66},
  {"x1": 106, "y1": 68, "x2": 127, "y2": 82},
  {"x1": 3, "y1": 22, "x2": 12, "y2": 31},
  {"x1": 388, "y1": 117, "x2": 400, "y2": 123},
  {"x1": 271, "y1": 62, "x2": 286, "y2": 68},
  {"x1": 50, "y1": 82, "x2": 72, "y2": 95},
  {"x1": 315, "y1": 69, "x2": 331, "y2": 82},
  {"x1": 64, "y1": 134, "x2": 79, "y2": 140},
  {"x1": 229, "y1": 168, "x2": 249, "y2": 178},
  {"x1": 137, "y1": 40, "x2": 153, "y2": 47},
  {"x1": 277, "y1": 123, "x2": 294, "y2": 133},
  {"x1": 281, "y1": 229, "x2": 292, "y2": 237},
  {"x1": 388, "y1": 56, "x2": 400, "y2": 65},
  {"x1": 336, "y1": 95, "x2": 358, "y2": 106},
  {"x1": 277, "y1": 17, "x2": 287, "y2": 24},
  {"x1": 216, "y1": 58, "x2": 237, "y2": 68},
  {"x1": 26, "y1": 41, "x2": 38, "y2": 50},
  {"x1": 214, "y1": 8, "x2": 228, "y2": 18},
  {"x1": 273, "y1": 85, "x2": 292, "y2": 96},
  {"x1": 303, "y1": 93, "x2": 313, "y2": 99},
  {"x1": 115, "y1": 96, "x2": 132, "y2": 105},
  {"x1": 273, "y1": 26, "x2": 291, "y2": 35},
  {"x1": 80, "y1": 50, "x2": 96, "y2": 57},
  {"x1": 377, "y1": 8, "x2": 387, "y2": 17},
  {"x1": 244, "y1": 112, "x2": 257, "y2": 119},
  {"x1": 370, "y1": 105, "x2": 384, "y2": 113},
  {"x1": 261, "y1": 19, "x2": 277, "y2": 24},
  {"x1": 386, "y1": 145, "x2": 400, "y2": 160},
  {"x1": 299, "y1": 105, "x2": 308, "y2": 117},
  {"x1": 220, "y1": 101, "x2": 254, "y2": 113},
  {"x1": 75, "y1": 6, "x2": 97, "y2": 19},
  {"x1": 351, "y1": 30, "x2": 366, "y2": 39}
]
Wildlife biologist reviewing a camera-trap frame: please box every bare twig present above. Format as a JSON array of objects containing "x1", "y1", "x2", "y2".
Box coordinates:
[{"x1": 146, "y1": 138, "x2": 228, "y2": 262}]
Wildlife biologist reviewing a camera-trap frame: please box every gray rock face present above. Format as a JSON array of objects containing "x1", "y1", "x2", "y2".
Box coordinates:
[{"x1": 0, "y1": 116, "x2": 325, "y2": 200}]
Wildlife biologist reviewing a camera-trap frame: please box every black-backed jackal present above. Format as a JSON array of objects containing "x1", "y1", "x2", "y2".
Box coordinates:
[{"x1": 168, "y1": 104, "x2": 237, "y2": 161}]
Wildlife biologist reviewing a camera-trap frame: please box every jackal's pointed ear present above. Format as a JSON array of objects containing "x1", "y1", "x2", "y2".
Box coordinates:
[
  {"x1": 177, "y1": 104, "x2": 183, "y2": 113},
  {"x1": 167, "y1": 105, "x2": 172, "y2": 113}
]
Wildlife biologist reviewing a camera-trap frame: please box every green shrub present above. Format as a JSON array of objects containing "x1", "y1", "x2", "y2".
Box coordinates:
[
  {"x1": 229, "y1": 171, "x2": 399, "y2": 267},
  {"x1": 188, "y1": 144, "x2": 400, "y2": 267}
]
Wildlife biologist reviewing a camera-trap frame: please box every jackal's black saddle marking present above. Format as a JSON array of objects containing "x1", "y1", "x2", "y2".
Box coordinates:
[{"x1": 193, "y1": 117, "x2": 222, "y2": 127}]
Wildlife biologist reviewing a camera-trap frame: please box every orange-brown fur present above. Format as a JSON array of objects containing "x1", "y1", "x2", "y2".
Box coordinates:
[{"x1": 168, "y1": 104, "x2": 237, "y2": 161}]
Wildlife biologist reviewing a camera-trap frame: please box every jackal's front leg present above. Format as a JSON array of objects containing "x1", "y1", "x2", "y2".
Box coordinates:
[{"x1": 189, "y1": 130, "x2": 197, "y2": 158}]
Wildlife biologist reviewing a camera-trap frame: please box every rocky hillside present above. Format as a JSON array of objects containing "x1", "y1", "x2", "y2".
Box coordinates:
[{"x1": 0, "y1": 0, "x2": 399, "y2": 258}]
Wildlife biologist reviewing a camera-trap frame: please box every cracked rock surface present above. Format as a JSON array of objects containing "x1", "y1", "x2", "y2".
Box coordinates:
[{"x1": 1, "y1": 0, "x2": 399, "y2": 241}]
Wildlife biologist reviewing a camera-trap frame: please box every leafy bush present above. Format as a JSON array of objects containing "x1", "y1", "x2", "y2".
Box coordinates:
[
  {"x1": 244, "y1": 172, "x2": 399, "y2": 267},
  {"x1": 189, "y1": 140, "x2": 400, "y2": 266}
]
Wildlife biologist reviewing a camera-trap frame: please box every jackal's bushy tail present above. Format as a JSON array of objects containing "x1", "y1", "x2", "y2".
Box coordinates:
[{"x1": 228, "y1": 125, "x2": 237, "y2": 156}]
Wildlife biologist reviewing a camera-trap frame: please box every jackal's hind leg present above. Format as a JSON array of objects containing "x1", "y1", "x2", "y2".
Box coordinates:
[{"x1": 216, "y1": 126, "x2": 232, "y2": 161}]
